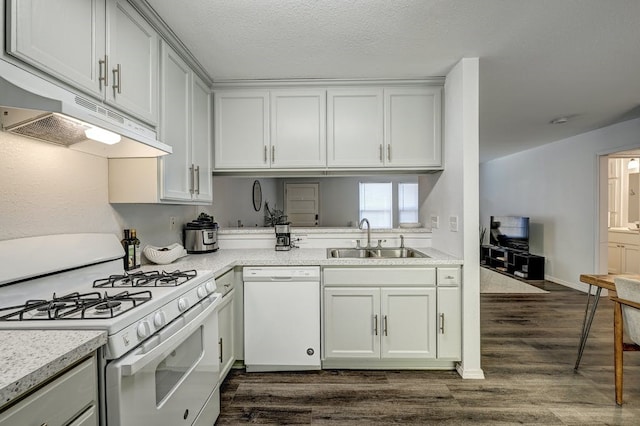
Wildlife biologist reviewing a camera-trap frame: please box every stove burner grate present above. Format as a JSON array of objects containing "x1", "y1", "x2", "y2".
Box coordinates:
[
  {"x1": 0, "y1": 290, "x2": 152, "y2": 321},
  {"x1": 92, "y1": 269, "x2": 197, "y2": 288}
]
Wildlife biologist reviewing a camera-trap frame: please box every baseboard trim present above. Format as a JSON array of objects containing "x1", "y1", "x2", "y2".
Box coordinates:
[{"x1": 544, "y1": 275, "x2": 606, "y2": 295}]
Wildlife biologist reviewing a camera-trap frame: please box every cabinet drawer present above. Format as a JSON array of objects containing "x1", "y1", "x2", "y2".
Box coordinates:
[
  {"x1": 216, "y1": 269, "x2": 235, "y2": 291},
  {"x1": 437, "y1": 268, "x2": 460, "y2": 286},
  {"x1": 0, "y1": 356, "x2": 97, "y2": 426},
  {"x1": 323, "y1": 267, "x2": 435, "y2": 286}
]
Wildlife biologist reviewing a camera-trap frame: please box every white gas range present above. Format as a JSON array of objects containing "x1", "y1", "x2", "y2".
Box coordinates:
[{"x1": 0, "y1": 233, "x2": 222, "y2": 426}]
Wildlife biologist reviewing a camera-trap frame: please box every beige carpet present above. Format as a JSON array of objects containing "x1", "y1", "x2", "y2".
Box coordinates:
[{"x1": 480, "y1": 267, "x2": 549, "y2": 294}]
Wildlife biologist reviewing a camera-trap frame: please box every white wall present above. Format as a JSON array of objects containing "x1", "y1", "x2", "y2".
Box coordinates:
[
  {"x1": 0, "y1": 131, "x2": 203, "y2": 251},
  {"x1": 480, "y1": 117, "x2": 640, "y2": 291},
  {"x1": 421, "y1": 58, "x2": 483, "y2": 379}
]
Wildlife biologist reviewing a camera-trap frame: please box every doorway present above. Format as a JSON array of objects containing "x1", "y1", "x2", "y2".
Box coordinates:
[
  {"x1": 604, "y1": 152, "x2": 640, "y2": 275},
  {"x1": 284, "y1": 183, "x2": 319, "y2": 226}
]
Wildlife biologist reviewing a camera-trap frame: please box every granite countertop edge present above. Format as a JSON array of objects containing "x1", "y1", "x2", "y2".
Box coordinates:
[
  {"x1": 219, "y1": 226, "x2": 432, "y2": 235},
  {"x1": 0, "y1": 330, "x2": 107, "y2": 410}
]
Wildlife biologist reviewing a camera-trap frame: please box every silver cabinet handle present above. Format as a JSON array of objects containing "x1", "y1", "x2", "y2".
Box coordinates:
[
  {"x1": 112, "y1": 63, "x2": 122, "y2": 94},
  {"x1": 379, "y1": 144, "x2": 383, "y2": 162},
  {"x1": 194, "y1": 165, "x2": 200, "y2": 194},
  {"x1": 383, "y1": 315, "x2": 388, "y2": 336},
  {"x1": 99, "y1": 55, "x2": 108, "y2": 90},
  {"x1": 387, "y1": 144, "x2": 391, "y2": 161},
  {"x1": 264, "y1": 146, "x2": 267, "y2": 163},
  {"x1": 374, "y1": 314, "x2": 378, "y2": 335},
  {"x1": 271, "y1": 145, "x2": 275, "y2": 163},
  {"x1": 439, "y1": 313, "x2": 445, "y2": 334},
  {"x1": 446, "y1": 275, "x2": 454, "y2": 280},
  {"x1": 189, "y1": 164, "x2": 194, "y2": 194},
  {"x1": 219, "y1": 338, "x2": 223, "y2": 363}
]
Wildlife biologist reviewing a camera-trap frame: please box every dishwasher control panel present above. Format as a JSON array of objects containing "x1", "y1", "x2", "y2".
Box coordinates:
[{"x1": 243, "y1": 267, "x2": 320, "y2": 281}]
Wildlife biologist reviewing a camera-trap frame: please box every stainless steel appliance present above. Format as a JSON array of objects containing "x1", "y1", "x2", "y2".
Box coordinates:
[
  {"x1": 243, "y1": 267, "x2": 320, "y2": 372},
  {"x1": 184, "y1": 220, "x2": 218, "y2": 253},
  {"x1": 0, "y1": 233, "x2": 222, "y2": 426},
  {"x1": 274, "y1": 223, "x2": 291, "y2": 251}
]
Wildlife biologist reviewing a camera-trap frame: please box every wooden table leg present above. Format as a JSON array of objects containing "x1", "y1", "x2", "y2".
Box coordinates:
[{"x1": 614, "y1": 301, "x2": 624, "y2": 406}]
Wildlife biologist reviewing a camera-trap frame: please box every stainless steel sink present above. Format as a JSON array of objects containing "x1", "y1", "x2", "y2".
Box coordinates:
[{"x1": 326, "y1": 247, "x2": 429, "y2": 259}]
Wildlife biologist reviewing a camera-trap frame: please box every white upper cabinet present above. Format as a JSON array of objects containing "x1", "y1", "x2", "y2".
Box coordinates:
[
  {"x1": 270, "y1": 90, "x2": 326, "y2": 168},
  {"x1": 159, "y1": 42, "x2": 191, "y2": 201},
  {"x1": 327, "y1": 88, "x2": 384, "y2": 168},
  {"x1": 214, "y1": 90, "x2": 270, "y2": 170},
  {"x1": 384, "y1": 87, "x2": 442, "y2": 167},
  {"x1": 190, "y1": 74, "x2": 213, "y2": 202},
  {"x1": 8, "y1": 0, "x2": 159, "y2": 125},
  {"x1": 7, "y1": 0, "x2": 107, "y2": 97},
  {"x1": 105, "y1": 0, "x2": 159, "y2": 124}
]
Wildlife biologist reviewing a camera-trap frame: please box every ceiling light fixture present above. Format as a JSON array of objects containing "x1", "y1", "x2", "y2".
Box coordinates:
[
  {"x1": 84, "y1": 127, "x2": 121, "y2": 145},
  {"x1": 549, "y1": 116, "x2": 569, "y2": 124},
  {"x1": 628, "y1": 158, "x2": 638, "y2": 170}
]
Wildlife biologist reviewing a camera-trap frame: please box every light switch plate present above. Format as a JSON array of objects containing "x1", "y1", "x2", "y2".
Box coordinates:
[
  {"x1": 449, "y1": 216, "x2": 458, "y2": 232},
  {"x1": 430, "y1": 215, "x2": 439, "y2": 229}
]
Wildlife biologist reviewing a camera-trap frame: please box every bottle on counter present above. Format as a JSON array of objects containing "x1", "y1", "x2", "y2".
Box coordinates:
[
  {"x1": 121, "y1": 229, "x2": 135, "y2": 271},
  {"x1": 131, "y1": 228, "x2": 141, "y2": 269}
]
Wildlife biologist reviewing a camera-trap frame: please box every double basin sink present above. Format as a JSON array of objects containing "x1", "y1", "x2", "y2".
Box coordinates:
[{"x1": 327, "y1": 247, "x2": 429, "y2": 259}]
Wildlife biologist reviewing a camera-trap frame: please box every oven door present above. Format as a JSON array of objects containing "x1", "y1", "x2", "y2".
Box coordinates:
[{"x1": 105, "y1": 295, "x2": 221, "y2": 426}]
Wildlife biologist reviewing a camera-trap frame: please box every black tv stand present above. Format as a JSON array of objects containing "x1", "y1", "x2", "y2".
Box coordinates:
[{"x1": 481, "y1": 245, "x2": 545, "y2": 281}]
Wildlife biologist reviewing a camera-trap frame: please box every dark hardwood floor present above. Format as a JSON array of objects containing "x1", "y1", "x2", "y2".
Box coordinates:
[{"x1": 217, "y1": 282, "x2": 640, "y2": 424}]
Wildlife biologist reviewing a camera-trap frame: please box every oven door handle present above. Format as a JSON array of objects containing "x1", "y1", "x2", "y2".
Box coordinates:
[{"x1": 120, "y1": 293, "x2": 221, "y2": 377}]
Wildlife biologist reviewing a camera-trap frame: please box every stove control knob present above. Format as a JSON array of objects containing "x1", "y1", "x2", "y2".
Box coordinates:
[
  {"x1": 197, "y1": 286, "x2": 207, "y2": 299},
  {"x1": 137, "y1": 321, "x2": 150, "y2": 339},
  {"x1": 153, "y1": 311, "x2": 166, "y2": 328},
  {"x1": 205, "y1": 281, "x2": 215, "y2": 293},
  {"x1": 178, "y1": 298, "x2": 189, "y2": 312}
]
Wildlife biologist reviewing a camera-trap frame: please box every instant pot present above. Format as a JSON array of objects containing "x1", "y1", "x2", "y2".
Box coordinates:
[{"x1": 183, "y1": 218, "x2": 219, "y2": 253}]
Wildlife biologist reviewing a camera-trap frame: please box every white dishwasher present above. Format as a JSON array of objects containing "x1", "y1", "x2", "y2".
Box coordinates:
[{"x1": 243, "y1": 266, "x2": 321, "y2": 372}]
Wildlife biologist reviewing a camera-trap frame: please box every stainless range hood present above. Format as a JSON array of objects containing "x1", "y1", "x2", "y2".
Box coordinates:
[{"x1": 0, "y1": 59, "x2": 172, "y2": 158}]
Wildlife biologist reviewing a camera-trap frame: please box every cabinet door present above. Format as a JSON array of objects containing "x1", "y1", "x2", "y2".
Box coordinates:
[
  {"x1": 384, "y1": 87, "x2": 441, "y2": 168},
  {"x1": 7, "y1": 0, "x2": 106, "y2": 97},
  {"x1": 214, "y1": 91, "x2": 270, "y2": 169},
  {"x1": 324, "y1": 288, "x2": 380, "y2": 359},
  {"x1": 622, "y1": 245, "x2": 640, "y2": 274},
  {"x1": 270, "y1": 90, "x2": 326, "y2": 168},
  {"x1": 106, "y1": 0, "x2": 158, "y2": 124},
  {"x1": 218, "y1": 290, "x2": 235, "y2": 382},
  {"x1": 159, "y1": 42, "x2": 192, "y2": 201},
  {"x1": 437, "y1": 287, "x2": 461, "y2": 360},
  {"x1": 380, "y1": 288, "x2": 436, "y2": 359},
  {"x1": 191, "y1": 74, "x2": 213, "y2": 202},
  {"x1": 608, "y1": 243, "x2": 622, "y2": 274},
  {"x1": 327, "y1": 89, "x2": 383, "y2": 167}
]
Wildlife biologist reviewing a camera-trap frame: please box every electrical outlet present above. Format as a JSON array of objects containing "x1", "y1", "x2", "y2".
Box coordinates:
[
  {"x1": 449, "y1": 216, "x2": 458, "y2": 232},
  {"x1": 169, "y1": 216, "x2": 177, "y2": 231},
  {"x1": 430, "y1": 215, "x2": 439, "y2": 229}
]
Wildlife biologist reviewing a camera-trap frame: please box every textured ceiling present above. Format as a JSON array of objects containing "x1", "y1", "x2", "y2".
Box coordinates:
[{"x1": 146, "y1": 0, "x2": 640, "y2": 162}]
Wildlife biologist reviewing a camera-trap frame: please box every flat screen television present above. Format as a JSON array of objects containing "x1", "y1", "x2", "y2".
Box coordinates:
[{"x1": 489, "y1": 216, "x2": 530, "y2": 251}]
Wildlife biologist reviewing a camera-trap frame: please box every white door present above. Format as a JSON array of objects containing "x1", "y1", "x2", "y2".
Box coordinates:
[
  {"x1": 191, "y1": 74, "x2": 213, "y2": 202},
  {"x1": 327, "y1": 88, "x2": 384, "y2": 167},
  {"x1": 323, "y1": 287, "x2": 380, "y2": 359},
  {"x1": 384, "y1": 87, "x2": 442, "y2": 168},
  {"x1": 285, "y1": 183, "x2": 319, "y2": 226},
  {"x1": 437, "y1": 287, "x2": 461, "y2": 360},
  {"x1": 270, "y1": 90, "x2": 326, "y2": 168},
  {"x1": 380, "y1": 288, "x2": 436, "y2": 359},
  {"x1": 106, "y1": 0, "x2": 158, "y2": 124},
  {"x1": 8, "y1": 0, "x2": 106, "y2": 97},
  {"x1": 214, "y1": 91, "x2": 270, "y2": 169},
  {"x1": 159, "y1": 41, "x2": 191, "y2": 201}
]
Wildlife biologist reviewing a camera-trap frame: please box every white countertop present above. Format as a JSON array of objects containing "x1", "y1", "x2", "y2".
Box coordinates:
[
  {"x1": 0, "y1": 329, "x2": 106, "y2": 409},
  {"x1": 151, "y1": 247, "x2": 462, "y2": 278},
  {"x1": 219, "y1": 226, "x2": 431, "y2": 235}
]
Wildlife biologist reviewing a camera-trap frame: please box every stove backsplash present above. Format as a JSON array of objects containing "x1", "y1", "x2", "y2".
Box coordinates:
[{"x1": 0, "y1": 132, "x2": 210, "y2": 251}]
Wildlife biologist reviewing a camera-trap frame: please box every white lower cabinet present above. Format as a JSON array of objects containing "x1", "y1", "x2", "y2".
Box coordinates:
[
  {"x1": 217, "y1": 274, "x2": 235, "y2": 383},
  {"x1": 608, "y1": 231, "x2": 640, "y2": 274},
  {"x1": 322, "y1": 266, "x2": 459, "y2": 369},
  {"x1": 0, "y1": 355, "x2": 98, "y2": 426}
]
